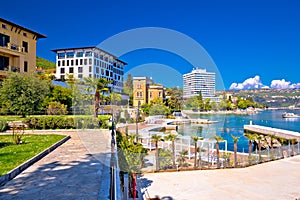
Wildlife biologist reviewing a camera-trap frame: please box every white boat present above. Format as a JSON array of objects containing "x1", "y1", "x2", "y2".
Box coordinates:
[{"x1": 282, "y1": 112, "x2": 300, "y2": 118}]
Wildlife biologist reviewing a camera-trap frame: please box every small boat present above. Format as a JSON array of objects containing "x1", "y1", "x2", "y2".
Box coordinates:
[{"x1": 282, "y1": 112, "x2": 300, "y2": 118}]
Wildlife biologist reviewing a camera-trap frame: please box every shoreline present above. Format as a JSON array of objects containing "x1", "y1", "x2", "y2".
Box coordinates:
[{"x1": 182, "y1": 109, "x2": 259, "y2": 115}]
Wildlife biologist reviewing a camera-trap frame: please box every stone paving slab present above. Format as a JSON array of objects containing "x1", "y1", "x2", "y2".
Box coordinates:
[
  {"x1": 0, "y1": 130, "x2": 112, "y2": 200},
  {"x1": 142, "y1": 156, "x2": 300, "y2": 200}
]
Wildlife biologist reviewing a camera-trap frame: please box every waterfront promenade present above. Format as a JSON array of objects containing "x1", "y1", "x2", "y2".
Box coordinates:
[
  {"x1": 0, "y1": 130, "x2": 112, "y2": 200},
  {"x1": 142, "y1": 155, "x2": 300, "y2": 199}
]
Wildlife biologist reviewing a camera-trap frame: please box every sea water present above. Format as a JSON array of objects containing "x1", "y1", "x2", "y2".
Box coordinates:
[{"x1": 178, "y1": 110, "x2": 300, "y2": 152}]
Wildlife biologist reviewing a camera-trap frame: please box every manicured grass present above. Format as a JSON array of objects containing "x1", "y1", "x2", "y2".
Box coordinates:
[
  {"x1": 0, "y1": 116, "x2": 23, "y2": 121},
  {"x1": 0, "y1": 134, "x2": 66, "y2": 176}
]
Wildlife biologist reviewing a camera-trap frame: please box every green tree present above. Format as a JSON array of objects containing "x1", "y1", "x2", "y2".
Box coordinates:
[
  {"x1": 231, "y1": 135, "x2": 240, "y2": 167},
  {"x1": 164, "y1": 133, "x2": 178, "y2": 167},
  {"x1": 177, "y1": 149, "x2": 188, "y2": 167},
  {"x1": 277, "y1": 137, "x2": 286, "y2": 159},
  {"x1": 36, "y1": 56, "x2": 56, "y2": 70},
  {"x1": 43, "y1": 85, "x2": 73, "y2": 110},
  {"x1": 203, "y1": 98, "x2": 212, "y2": 111},
  {"x1": 124, "y1": 74, "x2": 133, "y2": 95},
  {"x1": 151, "y1": 134, "x2": 163, "y2": 170},
  {"x1": 84, "y1": 77, "x2": 111, "y2": 117},
  {"x1": 191, "y1": 136, "x2": 203, "y2": 168},
  {"x1": 0, "y1": 73, "x2": 49, "y2": 117},
  {"x1": 166, "y1": 87, "x2": 183, "y2": 111},
  {"x1": 213, "y1": 135, "x2": 224, "y2": 169},
  {"x1": 244, "y1": 133, "x2": 257, "y2": 163}
]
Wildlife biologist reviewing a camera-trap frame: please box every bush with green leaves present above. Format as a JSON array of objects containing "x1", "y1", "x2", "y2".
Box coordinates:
[
  {"x1": 23, "y1": 116, "x2": 103, "y2": 129},
  {"x1": 46, "y1": 102, "x2": 68, "y2": 115},
  {"x1": 0, "y1": 120, "x2": 8, "y2": 132}
]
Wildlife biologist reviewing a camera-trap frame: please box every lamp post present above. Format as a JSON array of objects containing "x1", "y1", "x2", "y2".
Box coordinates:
[{"x1": 135, "y1": 101, "x2": 140, "y2": 142}]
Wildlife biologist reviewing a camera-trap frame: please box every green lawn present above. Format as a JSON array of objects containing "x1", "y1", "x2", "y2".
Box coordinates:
[{"x1": 0, "y1": 134, "x2": 66, "y2": 176}]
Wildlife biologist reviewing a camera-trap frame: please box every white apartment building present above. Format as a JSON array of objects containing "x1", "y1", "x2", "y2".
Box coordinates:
[
  {"x1": 52, "y1": 46, "x2": 126, "y2": 93},
  {"x1": 183, "y1": 68, "x2": 217, "y2": 100}
]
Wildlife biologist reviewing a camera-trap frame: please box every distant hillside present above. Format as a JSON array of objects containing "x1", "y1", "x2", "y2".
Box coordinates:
[
  {"x1": 36, "y1": 56, "x2": 56, "y2": 70},
  {"x1": 227, "y1": 89, "x2": 300, "y2": 108}
]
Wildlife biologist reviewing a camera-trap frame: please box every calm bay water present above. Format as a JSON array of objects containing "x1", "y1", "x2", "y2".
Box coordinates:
[{"x1": 178, "y1": 110, "x2": 300, "y2": 152}]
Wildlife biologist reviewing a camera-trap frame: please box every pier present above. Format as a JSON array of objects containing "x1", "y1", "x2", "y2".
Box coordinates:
[{"x1": 244, "y1": 124, "x2": 300, "y2": 141}]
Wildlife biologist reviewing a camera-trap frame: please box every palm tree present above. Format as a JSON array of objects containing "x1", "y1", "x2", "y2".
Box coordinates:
[
  {"x1": 84, "y1": 77, "x2": 111, "y2": 118},
  {"x1": 256, "y1": 134, "x2": 265, "y2": 162},
  {"x1": 277, "y1": 137, "x2": 286, "y2": 159},
  {"x1": 164, "y1": 133, "x2": 178, "y2": 168},
  {"x1": 245, "y1": 133, "x2": 257, "y2": 165},
  {"x1": 231, "y1": 135, "x2": 240, "y2": 167},
  {"x1": 268, "y1": 134, "x2": 277, "y2": 159},
  {"x1": 177, "y1": 149, "x2": 188, "y2": 167},
  {"x1": 213, "y1": 135, "x2": 224, "y2": 169},
  {"x1": 290, "y1": 139, "x2": 296, "y2": 156},
  {"x1": 151, "y1": 134, "x2": 163, "y2": 170},
  {"x1": 191, "y1": 136, "x2": 203, "y2": 168}
]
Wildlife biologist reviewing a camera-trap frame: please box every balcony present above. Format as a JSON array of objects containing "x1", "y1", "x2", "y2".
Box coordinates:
[{"x1": 0, "y1": 43, "x2": 25, "y2": 57}]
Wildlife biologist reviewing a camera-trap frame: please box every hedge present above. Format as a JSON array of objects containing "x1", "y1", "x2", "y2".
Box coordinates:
[{"x1": 23, "y1": 115, "x2": 109, "y2": 129}]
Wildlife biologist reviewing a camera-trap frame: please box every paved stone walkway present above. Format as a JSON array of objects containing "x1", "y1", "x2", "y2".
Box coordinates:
[
  {"x1": 0, "y1": 130, "x2": 112, "y2": 200},
  {"x1": 142, "y1": 155, "x2": 300, "y2": 200}
]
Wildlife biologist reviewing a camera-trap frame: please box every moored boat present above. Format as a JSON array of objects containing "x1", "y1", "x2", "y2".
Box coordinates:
[{"x1": 282, "y1": 112, "x2": 300, "y2": 118}]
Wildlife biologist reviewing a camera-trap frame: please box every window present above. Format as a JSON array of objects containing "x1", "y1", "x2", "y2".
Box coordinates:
[
  {"x1": 85, "y1": 51, "x2": 92, "y2": 57},
  {"x1": 0, "y1": 55, "x2": 9, "y2": 70},
  {"x1": 58, "y1": 53, "x2": 65, "y2": 59},
  {"x1": 67, "y1": 60, "x2": 69, "y2": 66},
  {"x1": 89, "y1": 66, "x2": 92, "y2": 72},
  {"x1": 60, "y1": 75, "x2": 65, "y2": 80},
  {"x1": 89, "y1": 58, "x2": 92, "y2": 65},
  {"x1": 76, "y1": 52, "x2": 83, "y2": 57},
  {"x1": 136, "y1": 92, "x2": 143, "y2": 98},
  {"x1": 62, "y1": 60, "x2": 65, "y2": 66},
  {"x1": 106, "y1": 70, "x2": 109, "y2": 76},
  {"x1": 23, "y1": 32, "x2": 27, "y2": 37},
  {"x1": 80, "y1": 59, "x2": 83, "y2": 65},
  {"x1": 110, "y1": 72, "x2": 113, "y2": 77},
  {"x1": 78, "y1": 74, "x2": 83, "y2": 78},
  {"x1": 66, "y1": 52, "x2": 74, "y2": 58},
  {"x1": 58, "y1": 60, "x2": 61, "y2": 67},
  {"x1": 84, "y1": 59, "x2": 87, "y2": 65},
  {"x1": 24, "y1": 61, "x2": 28, "y2": 72},
  {"x1": 75, "y1": 59, "x2": 78, "y2": 65},
  {"x1": 0, "y1": 33, "x2": 10, "y2": 47},
  {"x1": 69, "y1": 67, "x2": 74, "y2": 73},
  {"x1": 2, "y1": 24, "x2": 7, "y2": 29},
  {"x1": 96, "y1": 67, "x2": 99, "y2": 74},
  {"x1": 22, "y1": 41, "x2": 28, "y2": 52},
  {"x1": 149, "y1": 92, "x2": 153, "y2": 98},
  {"x1": 89, "y1": 74, "x2": 92, "y2": 78},
  {"x1": 60, "y1": 68, "x2": 65, "y2": 73},
  {"x1": 71, "y1": 60, "x2": 74, "y2": 66},
  {"x1": 78, "y1": 67, "x2": 83, "y2": 73}
]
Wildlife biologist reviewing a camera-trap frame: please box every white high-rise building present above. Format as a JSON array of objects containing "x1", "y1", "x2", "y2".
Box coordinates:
[
  {"x1": 183, "y1": 68, "x2": 216, "y2": 99},
  {"x1": 52, "y1": 46, "x2": 126, "y2": 93}
]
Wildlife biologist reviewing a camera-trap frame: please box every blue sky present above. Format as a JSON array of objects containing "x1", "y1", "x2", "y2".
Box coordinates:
[{"x1": 2, "y1": 0, "x2": 300, "y2": 89}]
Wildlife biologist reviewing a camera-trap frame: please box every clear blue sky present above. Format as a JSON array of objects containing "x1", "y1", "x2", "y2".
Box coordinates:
[{"x1": 2, "y1": 0, "x2": 300, "y2": 89}]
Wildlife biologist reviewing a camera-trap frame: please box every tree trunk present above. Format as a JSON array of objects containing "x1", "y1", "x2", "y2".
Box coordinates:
[
  {"x1": 258, "y1": 140, "x2": 262, "y2": 162},
  {"x1": 172, "y1": 140, "x2": 175, "y2": 167},
  {"x1": 248, "y1": 140, "x2": 252, "y2": 157},
  {"x1": 194, "y1": 142, "x2": 197, "y2": 168},
  {"x1": 234, "y1": 142, "x2": 237, "y2": 167},
  {"x1": 291, "y1": 140, "x2": 295, "y2": 156},
  {"x1": 216, "y1": 142, "x2": 220, "y2": 169},
  {"x1": 94, "y1": 90, "x2": 100, "y2": 118},
  {"x1": 155, "y1": 142, "x2": 159, "y2": 171},
  {"x1": 199, "y1": 146, "x2": 202, "y2": 169}
]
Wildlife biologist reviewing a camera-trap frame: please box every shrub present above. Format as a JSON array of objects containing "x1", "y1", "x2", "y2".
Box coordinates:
[
  {"x1": 23, "y1": 115, "x2": 102, "y2": 129},
  {"x1": 46, "y1": 102, "x2": 68, "y2": 115},
  {"x1": 0, "y1": 120, "x2": 8, "y2": 132}
]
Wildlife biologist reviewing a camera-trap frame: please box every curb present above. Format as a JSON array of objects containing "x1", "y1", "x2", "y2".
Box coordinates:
[{"x1": 0, "y1": 135, "x2": 71, "y2": 186}]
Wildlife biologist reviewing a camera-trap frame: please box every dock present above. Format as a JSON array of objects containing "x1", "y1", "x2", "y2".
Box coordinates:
[{"x1": 244, "y1": 125, "x2": 300, "y2": 141}]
